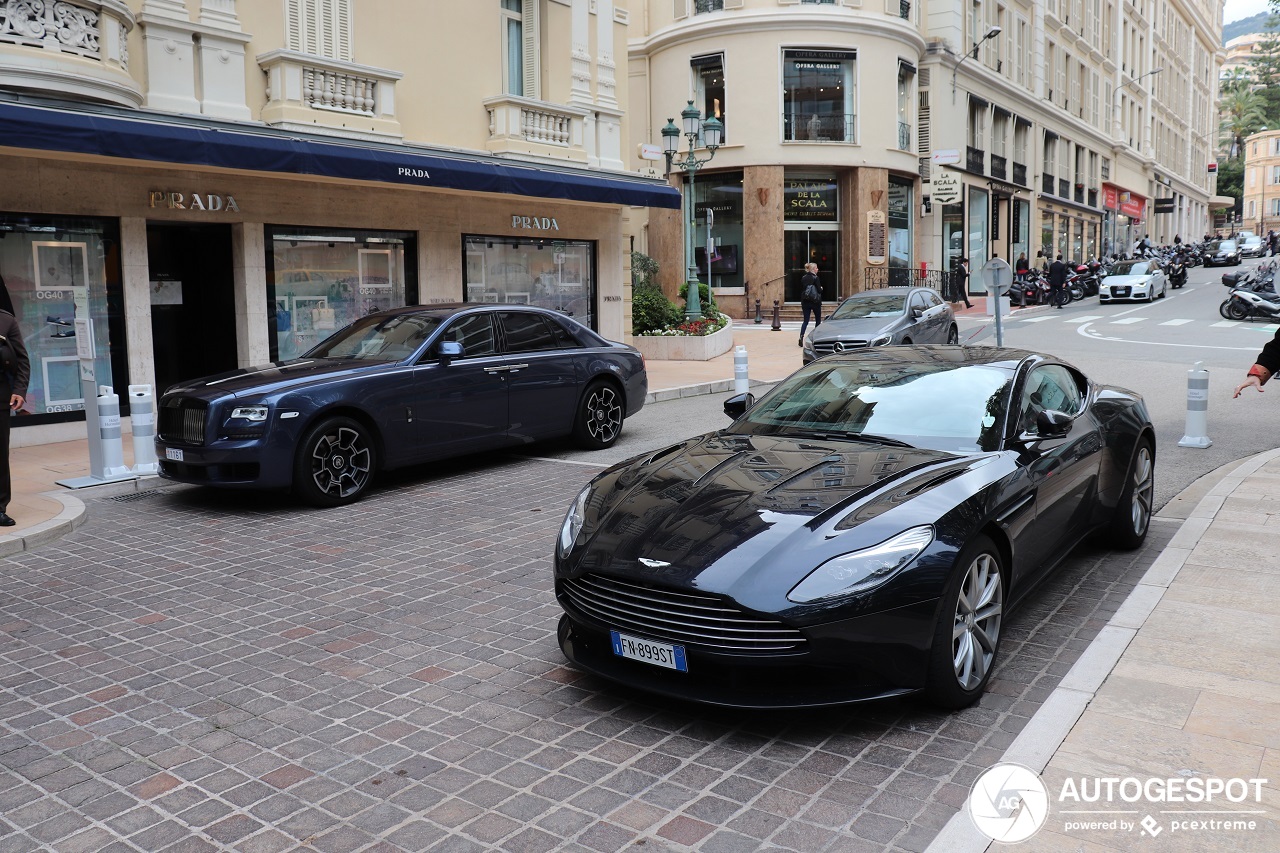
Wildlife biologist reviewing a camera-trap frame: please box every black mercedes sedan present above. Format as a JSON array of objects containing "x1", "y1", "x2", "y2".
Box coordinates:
[
  {"x1": 156, "y1": 304, "x2": 646, "y2": 506},
  {"x1": 554, "y1": 347, "x2": 1153, "y2": 710}
]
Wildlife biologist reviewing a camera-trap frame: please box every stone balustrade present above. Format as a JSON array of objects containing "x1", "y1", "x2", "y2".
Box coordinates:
[
  {"x1": 0, "y1": 0, "x2": 140, "y2": 107},
  {"x1": 258, "y1": 49, "x2": 403, "y2": 141},
  {"x1": 483, "y1": 94, "x2": 590, "y2": 164}
]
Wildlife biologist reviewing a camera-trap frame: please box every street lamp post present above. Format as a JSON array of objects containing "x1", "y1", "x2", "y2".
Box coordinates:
[
  {"x1": 1111, "y1": 67, "x2": 1162, "y2": 149},
  {"x1": 662, "y1": 101, "x2": 723, "y2": 320},
  {"x1": 951, "y1": 25, "x2": 1002, "y2": 104}
]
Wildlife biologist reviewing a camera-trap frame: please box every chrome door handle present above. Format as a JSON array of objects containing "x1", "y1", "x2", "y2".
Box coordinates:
[{"x1": 483, "y1": 365, "x2": 512, "y2": 373}]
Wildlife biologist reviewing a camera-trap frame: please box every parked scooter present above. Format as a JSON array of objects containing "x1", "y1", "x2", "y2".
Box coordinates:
[
  {"x1": 1223, "y1": 287, "x2": 1280, "y2": 321},
  {"x1": 1009, "y1": 272, "x2": 1050, "y2": 307}
]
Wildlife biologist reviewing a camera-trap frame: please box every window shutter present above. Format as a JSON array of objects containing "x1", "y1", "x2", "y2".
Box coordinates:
[
  {"x1": 674, "y1": 0, "x2": 689, "y2": 19},
  {"x1": 287, "y1": 0, "x2": 303, "y2": 51},
  {"x1": 723, "y1": 0, "x2": 744, "y2": 8},
  {"x1": 334, "y1": 0, "x2": 352, "y2": 61},
  {"x1": 917, "y1": 90, "x2": 931, "y2": 158},
  {"x1": 522, "y1": 0, "x2": 539, "y2": 100}
]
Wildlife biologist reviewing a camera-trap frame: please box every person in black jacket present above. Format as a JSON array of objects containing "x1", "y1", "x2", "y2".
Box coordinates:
[
  {"x1": 798, "y1": 262, "x2": 822, "y2": 346},
  {"x1": 1233, "y1": 327, "x2": 1280, "y2": 397},
  {"x1": 1048, "y1": 254, "x2": 1070, "y2": 308},
  {"x1": 0, "y1": 308, "x2": 29, "y2": 526}
]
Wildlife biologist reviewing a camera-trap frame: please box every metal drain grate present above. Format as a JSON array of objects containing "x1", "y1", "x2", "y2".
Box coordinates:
[{"x1": 106, "y1": 489, "x2": 172, "y2": 503}]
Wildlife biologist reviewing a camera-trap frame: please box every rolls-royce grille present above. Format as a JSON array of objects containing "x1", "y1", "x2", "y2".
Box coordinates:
[
  {"x1": 813, "y1": 340, "x2": 869, "y2": 356},
  {"x1": 158, "y1": 399, "x2": 208, "y2": 446},
  {"x1": 560, "y1": 574, "x2": 806, "y2": 653}
]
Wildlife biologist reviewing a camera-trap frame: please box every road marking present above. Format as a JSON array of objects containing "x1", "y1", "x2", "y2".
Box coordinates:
[
  {"x1": 1075, "y1": 321, "x2": 1256, "y2": 350},
  {"x1": 1262, "y1": 324, "x2": 1280, "y2": 332},
  {"x1": 1065, "y1": 316, "x2": 1102, "y2": 323},
  {"x1": 1017, "y1": 316, "x2": 1057, "y2": 322},
  {"x1": 1211, "y1": 320, "x2": 1240, "y2": 328},
  {"x1": 1109, "y1": 317, "x2": 1147, "y2": 325},
  {"x1": 1159, "y1": 319, "x2": 1194, "y2": 326}
]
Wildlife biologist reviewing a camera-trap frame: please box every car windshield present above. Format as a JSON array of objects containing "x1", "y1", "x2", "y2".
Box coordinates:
[
  {"x1": 305, "y1": 313, "x2": 442, "y2": 361},
  {"x1": 828, "y1": 293, "x2": 906, "y2": 320},
  {"x1": 728, "y1": 356, "x2": 1014, "y2": 452},
  {"x1": 1213, "y1": 241, "x2": 1238, "y2": 252},
  {"x1": 1111, "y1": 261, "x2": 1153, "y2": 276}
]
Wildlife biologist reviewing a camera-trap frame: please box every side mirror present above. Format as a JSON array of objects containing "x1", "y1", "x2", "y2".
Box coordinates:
[
  {"x1": 1033, "y1": 409, "x2": 1073, "y2": 438},
  {"x1": 723, "y1": 392, "x2": 755, "y2": 419},
  {"x1": 911, "y1": 307, "x2": 924, "y2": 320},
  {"x1": 437, "y1": 341, "x2": 464, "y2": 365}
]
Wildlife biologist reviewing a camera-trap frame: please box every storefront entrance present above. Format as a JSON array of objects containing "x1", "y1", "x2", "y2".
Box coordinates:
[
  {"x1": 784, "y1": 228, "x2": 838, "y2": 301},
  {"x1": 146, "y1": 223, "x2": 238, "y2": 395}
]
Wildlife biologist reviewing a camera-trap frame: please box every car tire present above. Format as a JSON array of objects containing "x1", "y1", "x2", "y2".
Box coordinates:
[
  {"x1": 947, "y1": 325, "x2": 959, "y2": 345},
  {"x1": 925, "y1": 534, "x2": 1004, "y2": 709},
  {"x1": 293, "y1": 416, "x2": 376, "y2": 507},
  {"x1": 901, "y1": 337, "x2": 912, "y2": 345},
  {"x1": 1108, "y1": 438, "x2": 1154, "y2": 550},
  {"x1": 572, "y1": 380, "x2": 624, "y2": 450}
]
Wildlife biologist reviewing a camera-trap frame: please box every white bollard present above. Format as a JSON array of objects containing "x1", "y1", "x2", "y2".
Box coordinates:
[
  {"x1": 1177, "y1": 362, "x2": 1213, "y2": 449},
  {"x1": 734, "y1": 345, "x2": 750, "y2": 395},
  {"x1": 128, "y1": 384, "x2": 160, "y2": 475},
  {"x1": 96, "y1": 386, "x2": 132, "y2": 476}
]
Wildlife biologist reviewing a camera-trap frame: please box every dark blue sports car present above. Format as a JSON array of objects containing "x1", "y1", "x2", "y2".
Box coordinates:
[
  {"x1": 156, "y1": 304, "x2": 647, "y2": 506},
  {"x1": 554, "y1": 347, "x2": 1153, "y2": 710}
]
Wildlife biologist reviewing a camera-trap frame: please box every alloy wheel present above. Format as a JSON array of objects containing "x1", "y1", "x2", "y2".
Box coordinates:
[
  {"x1": 1128, "y1": 444, "x2": 1154, "y2": 536},
  {"x1": 951, "y1": 554, "x2": 1003, "y2": 691},
  {"x1": 310, "y1": 426, "x2": 372, "y2": 499},
  {"x1": 585, "y1": 385, "x2": 622, "y2": 444}
]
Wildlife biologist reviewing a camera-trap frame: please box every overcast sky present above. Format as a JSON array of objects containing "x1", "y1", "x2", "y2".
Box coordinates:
[{"x1": 1225, "y1": 0, "x2": 1273, "y2": 24}]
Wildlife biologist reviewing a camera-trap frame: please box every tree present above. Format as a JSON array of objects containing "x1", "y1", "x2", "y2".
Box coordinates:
[
  {"x1": 1216, "y1": 157, "x2": 1244, "y2": 219},
  {"x1": 1219, "y1": 88, "x2": 1267, "y2": 160},
  {"x1": 1249, "y1": 14, "x2": 1280, "y2": 124}
]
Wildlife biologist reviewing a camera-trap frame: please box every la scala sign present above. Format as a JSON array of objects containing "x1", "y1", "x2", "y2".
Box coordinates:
[{"x1": 931, "y1": 170, "x2": 961, "y2": 205}]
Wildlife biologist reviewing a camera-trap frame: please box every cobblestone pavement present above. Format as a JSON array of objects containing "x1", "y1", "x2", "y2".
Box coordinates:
[{"x1": 0, "y1": 455, "x2": 1174, "y2": 852}]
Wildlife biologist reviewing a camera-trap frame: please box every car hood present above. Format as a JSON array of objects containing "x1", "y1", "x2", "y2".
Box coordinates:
[
  {"x1": 568, "y1": 432, "x2": 1001, "y2": 598},
  {"x1": 1103, "y1": 275, "x2": 1154, "y2": 287},
  {"x1": 161, "y1": 358, "x2": 386, "y2": 400},
  {"x1": 809, "y1": 316, "x2": 900, "y2": 340}
]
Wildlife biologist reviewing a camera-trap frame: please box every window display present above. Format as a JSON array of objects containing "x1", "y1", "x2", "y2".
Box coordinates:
[
  {"x1": 267, "y1": 227, "x2": 416, "y2": 361},
  {"x1": 462, "y1": 236, "x2": 596, "y2": 330},
  {"x1": 0, "y1": 215, "x2": 121, "y2": 421}
]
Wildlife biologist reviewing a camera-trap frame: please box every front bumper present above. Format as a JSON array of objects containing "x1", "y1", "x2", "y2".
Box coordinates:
[
  {"x1": 555, "y1": 594, "x2": 939, "y2": 709},
  {"x1": 155, "y1": 435, "x2": 295, "y2": 490}
]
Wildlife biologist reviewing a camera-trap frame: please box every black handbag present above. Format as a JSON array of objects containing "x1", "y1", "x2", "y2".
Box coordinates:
[{"x1": 0, "y1": 335, "x2": 15, "y2": 372}]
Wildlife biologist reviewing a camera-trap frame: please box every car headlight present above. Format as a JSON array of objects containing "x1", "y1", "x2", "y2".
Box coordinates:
[
  {"x1": 787, "y1": 526, "x2": 934, "y2": 603},
  {"x1": 870, "y1": 334, "x2": 893, "y2": 347},
  {"x1": 230, "y1": 405, "x2": 269, "y2": 421},
  {"x1": 558, "y1": 484, "x2": 592, "y2": 558}
]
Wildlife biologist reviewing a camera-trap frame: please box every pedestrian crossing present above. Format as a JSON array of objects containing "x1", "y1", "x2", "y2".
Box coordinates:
[{"x1": 979, "y1": 314, "x2": 1280, "y2": 332}]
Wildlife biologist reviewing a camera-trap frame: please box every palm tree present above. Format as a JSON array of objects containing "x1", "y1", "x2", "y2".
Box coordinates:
[{"x1": 1220, "y1": 88, "x2": 1268, "y2": 159}]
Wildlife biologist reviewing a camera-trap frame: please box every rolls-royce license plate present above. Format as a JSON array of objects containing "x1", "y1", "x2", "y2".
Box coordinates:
[
  {"x1": 610, "y1": 631, "x2": 688, "y2": 672},
  {"x1": 165, "y1": 448, "x2": 184, "y2": 462}
]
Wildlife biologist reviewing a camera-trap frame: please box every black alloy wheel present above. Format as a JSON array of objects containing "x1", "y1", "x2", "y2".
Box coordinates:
[
  {"x1": 947, "y1": 325, "x2": 959, "y2": 345},
  {"x1": 925, "y1": 534, "x2": 1005, "y2": 709},
  {"x1": 572, "y1": 380, "x2": 624, "y2": 450},
  {"x1": 1108, "y1": 438, "x2": 1154, "y2": 549},
  {"x1": 294, "y1": 416, "x2": 376, "y2": 507}
]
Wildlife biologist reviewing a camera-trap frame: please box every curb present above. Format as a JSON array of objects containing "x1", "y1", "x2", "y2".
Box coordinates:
[
  {"x1": 0, "y1": 475, "x2": 166, "y2": 557},
  {"x1": 644, "y1": 377, "x2": 777, "y2": 405},
  {"x1": 924, "y1": 446, "x2": 1280, "y2": 853}
]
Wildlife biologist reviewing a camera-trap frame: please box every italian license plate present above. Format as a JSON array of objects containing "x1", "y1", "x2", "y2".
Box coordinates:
[
  {"x1": 610, "y1": 631, "x2": 688, "y2": 672},
  {"x1": 165, "y1": 448, "x2": 184, "y2": 462}
]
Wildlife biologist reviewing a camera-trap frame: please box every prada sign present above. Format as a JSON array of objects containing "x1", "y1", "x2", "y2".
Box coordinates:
[{"x1": 149, "y1": 191, "x2": 241, "y2": 212}]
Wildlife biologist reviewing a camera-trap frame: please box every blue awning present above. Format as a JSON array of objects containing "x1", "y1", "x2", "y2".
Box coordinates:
[{"x1": 0, "y1": 100, "x2": 681, "y2": 210}]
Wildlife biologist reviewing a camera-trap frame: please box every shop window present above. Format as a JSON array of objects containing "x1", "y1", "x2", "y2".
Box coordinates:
[
  {"x1": 0, "y1": 215, "x2": 123, "y2": 423},
  {"x1": 501, "y1": 0, "x2": 539, "y2": 98},
  {"x1": 1040, "y1": 210, "x2": 1054, "y2": 259},
  {"x1": 888, "y1": 177, "x2": 913, "y2": 286},
  {"x1": 783, "y1": 50, "x2": 857, "y2": 142},
  {"x1": 463, "y1": 236, "x2": 596, "y2": 330},
  {"x1": 694, "y1": 170, "x2": 745, "y2": 292},
  {"x1": 266, "y1": 226, "x2": 416, "y2": 362},
  {"x1": 692, "y1": 54, "x2": 727, "y2": 143},
  {"x1": 287, "y1": 0, "x2": 352, "y2": 61}
]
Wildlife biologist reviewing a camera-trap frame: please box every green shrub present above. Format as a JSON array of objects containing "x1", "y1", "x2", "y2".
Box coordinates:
[
  {"x1": 632, "y1": 285, "x2": 681, "y2": 335},
  {"x1": 677, "y1": 281, "x2": 718, "y2": 316}
]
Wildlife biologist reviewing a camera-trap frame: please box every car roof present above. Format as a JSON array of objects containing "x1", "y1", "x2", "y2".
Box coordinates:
[
  {"x1": 359, "y1": 302, "x2": 555, "y2": 322},
  {"x1": 812, "y1": 345, "x2": 1037, "y2": 372}
]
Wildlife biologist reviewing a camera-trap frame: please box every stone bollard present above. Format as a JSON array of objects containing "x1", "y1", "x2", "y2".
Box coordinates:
[
  {"x1": 771, "y1": 300, "x2": 781, "y2": 331},
  {"x1": 754, "y1": 299, "x2": 763, "y2": 324}
]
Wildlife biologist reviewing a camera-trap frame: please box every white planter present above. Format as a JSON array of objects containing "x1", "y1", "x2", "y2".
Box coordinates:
[{"x1": 632, "y1": 315, "x2": 735, "y2": 361}]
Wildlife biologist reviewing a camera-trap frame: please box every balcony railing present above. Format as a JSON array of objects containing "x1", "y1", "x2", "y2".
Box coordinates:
[
  {"x1": 900, "y1": 0, "x2": 912, "y2": 19},
  {"x1": 1059, "y1": 178, "x2": 1071, "y2": 197},
  {"x1": 990, "y1": 153, "x2": 1007, "y2": 180},
  {"x1": 1088, "y1": 189, "x2": 1098, "y2": 207},
  {"x1": 695, "y1": 0, "x2": 724, "y2": 12},
  {"x1": 865, "y1": 267, "x2": 947, "y2": 292},
  {"x1": 0, "y1": 0, "x2": 139, "y2": 107},
  {"x1": 1013, "y1": 162, "x2": 1027, "y2": 186},
  {"x1": 1042, "y1": 173, "x2": 1055, "y2": 194},
  {"x1": 966, "y1": 146, "x2": 985, "y2": 174},
  {"x1": 784, "y1": 112, "x2": 856, "y2": 143},
  {"x1": 485, "y1": 95, "x2": 590, "y2": 162},
  {"x1": 259, "y1": 50, "x2": 403, "y2": 140},
  {"x1": 1074, "y1": 185, "x2": 1085, "y2": 203},
  {"x1": 898, "y1": 121, "x2": 911, "y2": 151}
]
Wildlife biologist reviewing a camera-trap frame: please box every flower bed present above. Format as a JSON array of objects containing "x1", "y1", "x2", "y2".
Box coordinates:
[{"x1": 632, "y1": 313, "x2": 735, "y2": 361}]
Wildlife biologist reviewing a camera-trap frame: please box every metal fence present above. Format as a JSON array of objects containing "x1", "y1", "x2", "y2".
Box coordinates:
[{"x1": 864, "y1": 267, "x2": 949, "y2": 293}]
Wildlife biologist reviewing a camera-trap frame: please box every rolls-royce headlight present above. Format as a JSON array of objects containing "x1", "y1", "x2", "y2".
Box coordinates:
[
  {"x1": 230, "y1": 406, "x2": 269, "y2": 421},
  {"x1": 788, "y1": 526, "x2": 934, "y2": 602},
  {"x1": 558, "y1": 485, "x2": 592, "y2": 558}
]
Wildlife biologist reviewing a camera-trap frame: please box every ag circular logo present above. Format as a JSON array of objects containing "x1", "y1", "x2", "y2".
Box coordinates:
[{"x1": 968, "y1": 763, "x2": 1050, "y2": 843}]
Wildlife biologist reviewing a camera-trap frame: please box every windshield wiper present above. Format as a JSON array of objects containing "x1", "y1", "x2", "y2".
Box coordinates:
[{"x1": 786, "y1": 429, "x2": 915, "y2": 448}]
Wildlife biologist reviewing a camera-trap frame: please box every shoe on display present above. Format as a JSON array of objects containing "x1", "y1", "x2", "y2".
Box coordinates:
[
  {"x1": 51, "y1": 330, "x2": 76, "y2": 338},
  {"x1": 46, "y1": 315, "x2": 72, "y2": 326},
  {"x1": 0, "y1": 513, "x2": 14, "y2": 527}
]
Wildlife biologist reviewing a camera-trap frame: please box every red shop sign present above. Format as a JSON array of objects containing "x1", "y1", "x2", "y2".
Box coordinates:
[
  {"x1": 1101, "y1": 185, "x2": 1119, "y2": 210},
  {"x1": 1120, "y1": 193, "x2": 1146, "y2": 219}
]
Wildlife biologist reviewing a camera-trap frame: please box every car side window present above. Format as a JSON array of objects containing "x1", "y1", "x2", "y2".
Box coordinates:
[
  {"x1": 543, "y1": 317, "x2": 580, "y2": 349},
  {"x1": 909, "y1": 292, "x2": 929, "y2": 315},
  {"x1": 432, "y1": 314, "x2": 496, "y2": 360},
  {"x1": 1018, "y1": 365, "x2": 1084, "y2": 432},
  {"x1": 925, "y1": 291, "x2": 944, "y2": 309},
  {"x1": 500, "y1": 312, "x2": 560, "y2": 353}
]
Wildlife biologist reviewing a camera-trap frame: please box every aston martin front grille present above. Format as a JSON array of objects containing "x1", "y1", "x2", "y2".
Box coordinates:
[{"x1": 560, "y1": 574, "x2": 806, "y2": 653}]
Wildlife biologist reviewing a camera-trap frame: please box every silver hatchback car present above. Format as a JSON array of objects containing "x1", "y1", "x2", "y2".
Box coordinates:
[{"x1": 802, "y1": 287, "x2": 958, "y2": 364}]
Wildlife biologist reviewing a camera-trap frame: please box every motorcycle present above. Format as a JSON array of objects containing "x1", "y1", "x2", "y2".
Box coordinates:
[
  {"x1": 1223, "y1": 287, "x2": 1280, "y2": 322},
  {"x1": 1167, "y1": 256, "x2": 1187, "y2": 289},
  {"x1": 1009, "y1": 272, "x2": 1049, "y2": 307}
]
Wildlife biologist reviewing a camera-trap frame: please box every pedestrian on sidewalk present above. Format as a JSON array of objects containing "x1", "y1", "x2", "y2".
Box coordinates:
[
  {"x1": 799, "y1": 262, "x2": 822, "y2": 346},
  {"x1": 1048, "y1": 254, "x2": 1069, "y2": 308},
  {"x1": 0, "y1": 306, "x2": 29, "y2": 527},
  {"x1": 951, "y1": 258, "x2": 973, "y2": 309},
  {"x1": 1233, "y1": 325, "x2": 1280, "y2": 397}
]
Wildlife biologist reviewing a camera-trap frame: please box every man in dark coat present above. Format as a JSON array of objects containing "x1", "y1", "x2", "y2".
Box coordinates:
[
  {"x1": 0, "y1": 309, "x2": 29, "y2": 526},
  {"x1": 1048, "y1": 254, "x2": 1070, "y2": 309}
]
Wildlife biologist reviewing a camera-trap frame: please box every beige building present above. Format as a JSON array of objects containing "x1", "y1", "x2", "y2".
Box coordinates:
[
  {"x1": 1243, "y1": 128, "x2": 1280, "y2": 237},
  {"x1": 626, "y1": 0, "x2": 1224, "y2": 307},
  {"x1": 1221, "y1": 31, "x2": 1268, "y2": 81},
  {"x1": 0, "y1": 0, "x2": 675, "y2": 442}
]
